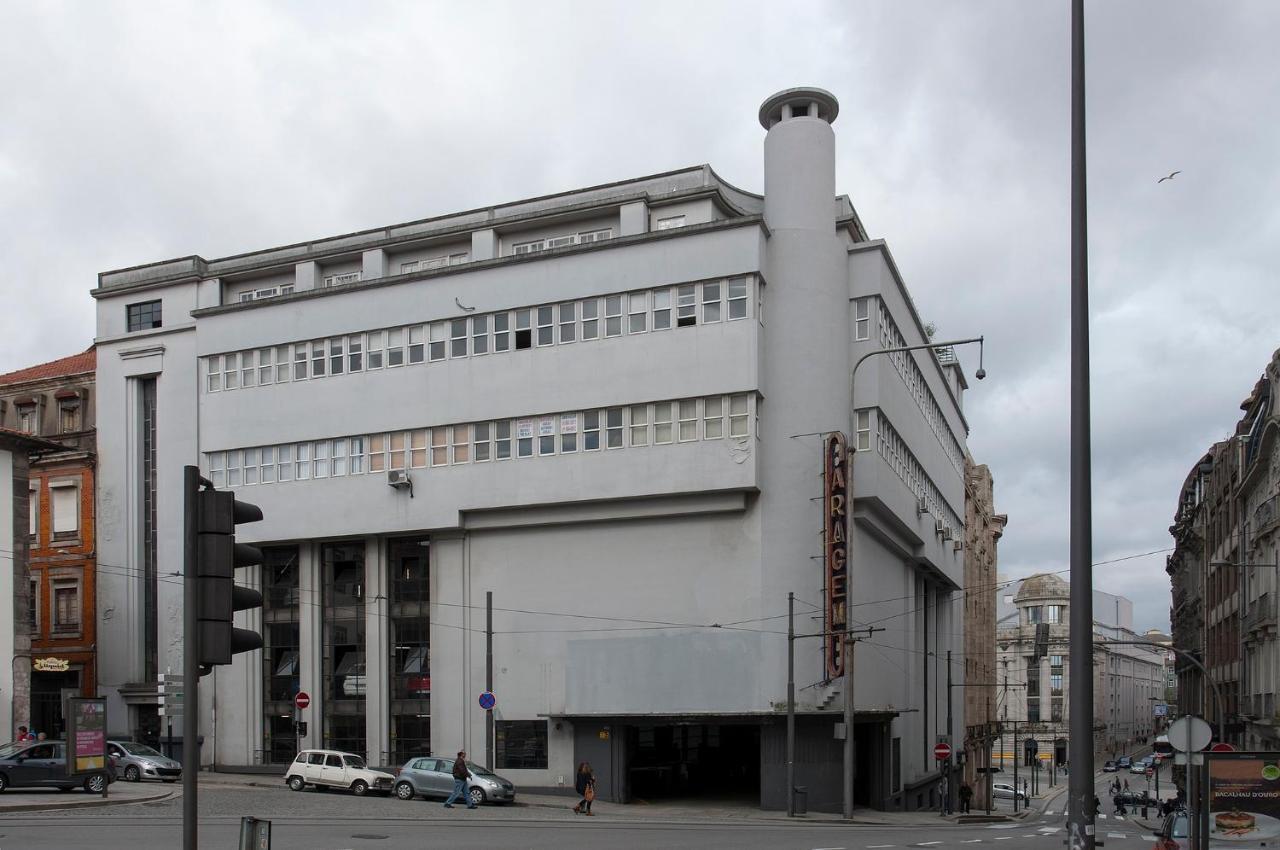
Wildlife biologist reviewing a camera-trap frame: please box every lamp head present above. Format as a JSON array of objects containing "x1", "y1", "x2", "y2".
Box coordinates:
[{"x1": 975, "y1": 367, "x2": 987, "y2": 381}]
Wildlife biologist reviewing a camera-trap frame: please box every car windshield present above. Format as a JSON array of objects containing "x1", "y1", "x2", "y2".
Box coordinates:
[
  {"x1": 466, "y1": 762, "x2": 495, "y2": 776},
  {"x1": 343, "y1": 755, "x2": 366, "y2": 769},
  {"x1": 119, "y1": 742, "x2": 164, "y2": 757},
  {"x1": 1170, "y1": 815, "x2": 1188, "y2": 839}
]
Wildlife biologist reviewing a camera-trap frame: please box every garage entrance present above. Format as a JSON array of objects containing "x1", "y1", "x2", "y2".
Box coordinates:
[{"x1": 626, "y1": 723, "x2": 760, "y2": 801}]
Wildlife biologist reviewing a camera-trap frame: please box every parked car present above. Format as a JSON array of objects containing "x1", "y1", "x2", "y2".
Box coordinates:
[
  {"x1": 1132, "y1": 757, "x2": 1155, "y2": 774},
  {"x1": 992, "y1": 782, "x2": 1027, "y2": 801},
  {"x1": 1116, "y1": 791, "x2": 1159, "y2": 808},
  {"x1": 1103, "y1": 760, "x2": 1118, "y2": 772},
  {"x1": 0, "y1": 741, "x2": 112, "y2": 793},
  {"x1": 107, "y1": 740, "x2": 181, "y2": 783},
  {"x1": 393, "y1": 757, "x2": 516, "y2": 806},
  {"x1": 1118, "y1": 756, "x2": 1133, "y2": 769},
  {"x1": 284, "y1": 749, "x2": 394, "y2": 796}
]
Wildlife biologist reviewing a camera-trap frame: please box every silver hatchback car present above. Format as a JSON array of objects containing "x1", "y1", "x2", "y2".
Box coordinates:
[
  {"x1": 393, "y1": 757, "x2": 516, "y2": 806},
  {"x1": 106, "y1": 741, "x2": 181, "y2": 783}
]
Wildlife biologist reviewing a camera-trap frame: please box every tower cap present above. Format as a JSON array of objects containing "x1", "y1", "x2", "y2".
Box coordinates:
[{"x1": 758, "y1": 87, "x2": 840, "y2": 129}]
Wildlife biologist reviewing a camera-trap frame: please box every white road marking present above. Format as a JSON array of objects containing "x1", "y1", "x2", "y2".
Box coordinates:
[
  {"x1": 1046, "y1": 810, "x2": 1055, "y2": 815},
  {"x1": 1116, "y1": 816, "x2": 1127, "y2": 821},
  {"x1": 986, "y1": 825, "x2": 1017, "y2": 830},
  {"x1": 1039, "y1": 828, "x2": 1062, "y2": 833},
  {"x1": 866, "y1": 845, "x2": 895, "y2": 848},
  {"x1": 812, "y1": 847, "x2": 846, "y2": 850},
  {"x1": 993, "y1": 839, "x2": 1014, "y2": 842},
  {"x1": 1108, "y1": 833, "x2": 1127, "y2": 839},
  {"x1": 961, "y1": 840, "x2": 985, "y2": 844},
  {"x1": 1140, "y1": 836, "x2": 1156, "y2": 841},
  {"x1": 1099, "y1": 814, "x2": 1108, "y2": 820},
  {"x1": 916, "y1": 842, "x2": 943, "y2": 846}
]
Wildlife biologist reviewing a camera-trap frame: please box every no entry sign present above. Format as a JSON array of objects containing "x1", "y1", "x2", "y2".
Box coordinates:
[
  {"x1": 294, "y1": 692, "x2": 311, "y2": 710},
  {"x1": 934, "y1": 742, "x2": 953, "y2": 760}
]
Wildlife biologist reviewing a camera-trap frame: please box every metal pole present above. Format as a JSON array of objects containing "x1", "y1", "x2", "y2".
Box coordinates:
[
  {"x1": 182, "y1": 465, "x2": 199, "y2": 850},
  {"x1": 843, "y1": 634, "x2": 856, "y2": 818},
  {"x1": 787, "y1": 592, "x2": 796, "y2": 817},
  {"x1": 986, "y1": 690, "x2": 992, "y2": 815},
  {"x1": 946, "y1": 649, "x2": 954, "y2": 815},
  {"x1": 486, "y1": 591, "x2": 493, "y2": 770},
  {"x1": 1068, "y1": 0, "x2": 1096, "y2": 847},
  {"x1": 1014, "y1": 718, "x2": 1019, "y2": 813},
  {"x1": 1189, "y1": 744, "x2": 1200, "y2": 850}
]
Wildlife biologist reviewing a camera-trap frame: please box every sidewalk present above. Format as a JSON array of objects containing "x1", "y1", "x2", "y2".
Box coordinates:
[
  {"x1": 197, "y1": 770, "x2": 989, "y2": 827},
  {"x1": 0, "y1": 781, "x2": 175, "y2": 814}
]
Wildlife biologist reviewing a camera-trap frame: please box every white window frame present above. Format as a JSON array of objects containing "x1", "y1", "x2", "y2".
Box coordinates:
[
  {"x1": 558, "y1": 303, "x2": 576, "y2": 343},
  {"x1": 855, "y1": 298, "x2": 870, "y2": 341},
  {"x1": 260, "y1": 446, "x2": 276, "y2": 483},
  {"x1": 472, "y1": 315, "x2": 490, "y2": 355},
  {"x1": 627, "y1": 292, "x2": 647, "y2": 334},
  {"x1": 729, "y1": 394, "x2": 750, "y2": 437},
  {"x1": 580, "y1": 299, "x2": 599, "y2": 340},
  {"x1": 347, "y1": 335, "x2": 363, "y2": 373},
  {"x1": 702, "y1": 281, "x2": 722, "y2": 323},
  {"x1": 560, "y1": 413, "x2": 578, "y2": 453},
  {"x1": 604, "y1": 295, "x2": 623, "y2": 337},
  {"x1": 50, "y1": 480, "x2": 80, "y2": 536},
  {"x1": 653, "y1": 403, "x2": 673, "y2": 445},
  {"x1": 678, "y1": 399, "x2": 698, "y2": 442},
  {"x1": 605, "y1": 408, "x2": 624, "y2": 449},
  {"x1": 652, "y1": 289, "x2": 672, "y2": 330},
  {"x1": 453, "y1": 425, "x2": 471, "y2": 463},
  {"x1": 493, "y1": 313, "x2": 510, "y2": 353},
  {"x1": 429, "y1": 322, "x2": 447, "y2": 361},
  {"x1": 277, "y1": 445, "x2": 293, "y2": 482},
  {"x1": 227, "y1": 449, "x2": 242, "y2": 486},
  {"x1": 473, "y1": 422, "x2": 491, "y2": 462},
  {"x1": 676, "y1": 284, "x2": 697, "y2": 327},
  {"x1": 495, "y1": 421, "x2": 512, "y2": 460},
  {"x1": 224, "y1": 352, "x2": 239, "y2": 390},
  {"x1": 207, "y1": 356, "x2": 222, "y2": 392},
  {"x1": 629, "y1": 404, "x2": 649, "y2": 446},
  {"x1": 450, "y1": 319, "x2": 468, "y2": 358},
  {"x1": 582, "y1": 411, "x2": 600, "y2": 451},
  {"x1": 408, "y1": 325, "x2": 425, "y2": 364},
  {"x1": 323, "y1": 271, "x2": 362, "y2": 287},
  {"x1": 349, "y1": 437, "x2": 365, "y2": 475},
  {"x1": 329, "y1": 337, "x2": 345, "y2": 375},
  {"x1": 243, "y1": 447, "x2": 259, "y2": 485},
  {"x1": 367, "y1": 331, "x2": 384, "y2": 369},
  {"x1": 578, "y1": 228, "x2": 612, "y2": 243},
  {"x1": 409, "y1": 430, "x2": 427, "y2": 469},
  {"x1": 536, "y1": 306, "x2": 554, "y2": 347},
  {"x1": 431, "y1": 428, "x2": 448, "y2": 467},
  {"x1": 703, "y1": 396, "x2": 724, "y2": 439},
  {"x1": 293, "y1": 344, "x2": 308, "y2": 380},
  {"x1": 727, "y1": 277, "x2": 749, "y2": 320},
  {"x1": 386, "y1": 328, "x2": 405, "y2": 367},
  {"x1": 209, "y1": 452, "x2": 225, "y2": 488},
  {"x1": 855, "y1": 410, "x2": 871, "y2": 451},
  {"x1": 656, "y1": 215, "x2": 686, "y2": 230},
  {"x1": 258, "y1": 348, "x2": 274, "y2": 385},
  {"x1": 241, "y1": 349, "x2": 256, "y2": 387},
  {"x1": 310, "y1": 340, "x2": 326, "y2": 377}
]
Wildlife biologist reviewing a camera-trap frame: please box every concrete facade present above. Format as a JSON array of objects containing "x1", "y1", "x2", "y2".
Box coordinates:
[{"x1": 90, "y1": 88, "x2": 981, "y2": 811}]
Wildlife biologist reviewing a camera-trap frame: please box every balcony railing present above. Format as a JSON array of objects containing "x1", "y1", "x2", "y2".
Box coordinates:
[{"x1": 1245, "y1": 594, "x2": 1278, "y2": 636}]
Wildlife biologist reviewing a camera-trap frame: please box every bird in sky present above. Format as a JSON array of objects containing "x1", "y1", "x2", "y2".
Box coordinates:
[{"x1": 1157, "y1": 171, "x2": 1181, "y2": 184}]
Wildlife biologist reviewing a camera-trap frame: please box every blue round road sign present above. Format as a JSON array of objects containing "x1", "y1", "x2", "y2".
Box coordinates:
[{"x1": 479, "y1": 692, "x2": 496, "y2": 710}]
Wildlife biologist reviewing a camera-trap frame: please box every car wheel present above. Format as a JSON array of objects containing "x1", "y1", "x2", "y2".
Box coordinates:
[
  {"x1": 0, "y1": 773, "x2": 8, "y2": 793},
  {"x1": 125, "y1": 765, "x2": 141, "y2": 783},
  {"x1": 351, "y1": 780, "x2": 369, "y2": 796},
  {"x1": 395, "y1": 781, "x2": 416, "y2": 801},
  {"x1": 287, "y1": 775, "x2": 305, "y2": 792},
  {"x1": 85, "y1": 773, "x2": 107, "y2": 794},
  {"x1": 468, "y1": 786, "x2": 485, "y2": 807}
]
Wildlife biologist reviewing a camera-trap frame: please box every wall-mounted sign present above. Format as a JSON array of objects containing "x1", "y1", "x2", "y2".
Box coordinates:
[
  {"x1": 34, "y1": 657, "x2": 71, "y2": 673},
  {"x1": 824, "y1": 432, "x2": 849, "y2": 681},
  {"x1": 516, "y1": 418, "x2": 535, "y2": 439}
]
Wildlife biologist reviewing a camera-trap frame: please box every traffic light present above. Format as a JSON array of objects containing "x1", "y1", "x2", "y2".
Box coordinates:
[
  {"x1": 195, "y1": 487, "x2": 264, "y2": 667},
  {"x1": 1033, "y1": 622, "x2": 1050, "y2": 661}
]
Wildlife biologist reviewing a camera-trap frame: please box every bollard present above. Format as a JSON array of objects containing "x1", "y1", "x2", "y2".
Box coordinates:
[{"x1": 239, "y1": 816, "x2": 271, "y2": 850}]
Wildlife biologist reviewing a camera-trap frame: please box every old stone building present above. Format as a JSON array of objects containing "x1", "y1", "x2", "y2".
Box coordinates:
[{"x1": 961, "y1": 457, "x2": 1005, "y2": 809}]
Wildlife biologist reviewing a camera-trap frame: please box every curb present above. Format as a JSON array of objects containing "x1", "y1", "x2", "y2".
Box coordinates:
[{"x1": 0, "y1": 788, "x2": 176, "y2": 814}]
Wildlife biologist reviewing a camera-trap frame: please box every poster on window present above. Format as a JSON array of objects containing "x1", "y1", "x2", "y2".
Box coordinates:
[
  {"x1": 560, "y1": 414, "x2": 579, "y2": 434},
  {"x1": 1209, "y1": 752, "x2": 1280, "y2": 841},
  {"x1": 66, "y1": 697, "x2": 107, "y2": 775},
  {"x1": 538, "y1": 416, "x2": 556, "y2": 436},
  {"x1": 516, "y1": 418, "x2": 534, "y2": 439}
]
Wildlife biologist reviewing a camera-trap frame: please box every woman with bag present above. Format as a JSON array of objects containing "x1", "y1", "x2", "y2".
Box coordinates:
[{"x1": 573, "y1": 762, "x2": 596, "y2": 815}]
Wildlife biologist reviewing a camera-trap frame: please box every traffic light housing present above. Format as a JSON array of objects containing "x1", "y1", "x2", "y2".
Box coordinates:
[
  {"x1": 1033, "y1": 622, "x2": 1050, "y2": 661},
  {"x1": 196, "y1": 488, "x2": 264, "y2": 667}
]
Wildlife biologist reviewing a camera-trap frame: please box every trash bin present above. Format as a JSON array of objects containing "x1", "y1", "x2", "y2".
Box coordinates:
[{"x1": 793, "y1": 786, "x2": 808, "y2": 815}]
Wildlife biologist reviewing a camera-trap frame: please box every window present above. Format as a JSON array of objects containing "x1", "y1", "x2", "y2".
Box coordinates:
[
  {"x1": 629, "y1": 404, "x2": 649, "y2": 446},
  {"x1": 244, "y1": 447, "x2": 259, "y2": 484},
  {"x1": 729, "y1": 394, "x2": 749, "y2": 437},
  {"x1": 29, "y1": 577, "x2": 38, "y2": 629},
  {"x1": 51, "y1": 483, "x2": 78, "y2": 535},
  {"x1": 261, "y1": 446, "x2": 276, "y2": 483},
  {"x1": 329, "y1": 338, "x2": 345, "y2": 375},
  {"x1": 293, "y1": 345, "x2": 307, "y2": 380},
  {"x1": 515, "y1": 310, "x2": 532, "y2": 350},
  {"x1": 628, "y1": 292, "x2": 647, "y2": 333},
  {"x1": 58, "y1": 399, "x2": 81, "y2": 432},
  {"x1": 207, "y1": 356, "x2": 222, "y2": 392},
  {"x1": 536, "y1": 306, "x2": 554, "y2": 346},
  {"x1": 855, "y1": 410, "x2": 871, "y2": 451},
  {"x1": 605, "y1": 408, "x2": 623, "y2": 448},
  {"x1": 369, "y1": 435, "x2": 386, "y2": 473},
  {"x1": 653, "y1": 403, "x2": 673, "y2": 444},
  {"x1": 227, "y1": 450, "x2": 242, "y2": 486},
  {"x1": 310, "y1": 340, "x2": 326, "y2": 377},
  {"x1": 322, "y1": 271, "x2": 361, "y2": 287},
  {"x1": 578, "y1": 228, "x2": 612, "y2": 243},
  {"x1": 496, "y1": 720, "x2": 548, "y2": 770},
  {"x1": 678, "y1": 399, "x2": 697, "y2": 441},
  {"x1": 387, "y1": 328, "x2": 405, "y2": 367},
  {"x1": 388, "y1": 432, "x2": 406, "y2": 470},
  {"x1": 52, "y1": 582, "x2": 80, "y2": 632},
  {"x1": 728, "y1": 277, "x2": 748, "y2": 319},
  {"x1": 429, "y1": 322, "x2": 446, "y2": 361},
  {"x1": 277, "y1": 445, "x2": 293, "y2": 482},
  {"x1": 1050, "y1": 673, "x2": 1063, "y2": 694},
  {"x1": 209, "y1": 452, "x2": 225, "y2": 488},
  {"x1": 512, "y1": 239, "x2": 545, "y2": 256},
  {"x1": 348, "y1": 336, "x2": 363, "y2": 372},
  {"x1": 495, "y1": 421, "x2": 512, "y2": 459},
  {"x1": 451, "y1": 320, "x2": 468, "y2": 357},
  {"x1": 224, "y1": 352, "x2": 240, "y2": 390},
  {"x1": 349, "y1": 437, "x2": 364, "y2": 474},
  {"x1": 653, "y1": 290, "x2": 672, "y2": 330},
  {"x1": 855, "y1": 298, "x2": 870, "y2": 341},
  {"x1": 1026, "y1": 606, "x2": 1043, "y2": 624},
  {"x1": 453, "y1": 425, "x2": 470, "y2": 463},
  {"x1": 126, "y1": 300, "x2": 162, "y2": 332},
  {"x1": 408, "y1": 326, "x2": 425, "y2": 364},
  {"x1": 431, "y1": 428, "x2": 448, "y2": 466},
  {"x1": 702, "y1": 281, "x2": 722, "y2": 323},
  {"x1": 408, "y1": 430, "x2": 427, "y2": 468},
  {"x1": 703, "y1": 397, "x2": 724, "y2": 439},
  {"x1": 656, "y1": 214, "x2": 686, "y2": 230},
  {"x1": 367, "y1": 331, "x2": 384, "y2": 369},
  {"x1": 558, "y1": 303, "x2": 576, "y2": 343},
  {"x1": 16, "y1": 403, "x2": 38, "y2": 435},
  {"x1": 1027, "y1": 698, "x2": 1040, "y2": 723},
  {"x1": 330, "y1": 440, "x2": 346, "y2": 476},
  {"x1": 295, "y1": 443, "x2": 310, "y2": 480},
  {"x1": 560, "y1": 414, "x2": 578, "y2": 453},
  {"x1": 581, "y1": 299, "x2": 599, "y2": 340},
  {"x1": 1051, "y1": 698, "x2": 1063, "y2": 722},
  {"x1": 537, "y1": 417, "x2": 555, "y2": 456},
  {"x1": 582, "y1": 411, "x2": 600, "y2": 451},
  {"x1": 605, "y1": 295, "x2": 622, "y2": 337},
  {"x1": 241, "y1": 350, "x2": 256, "y2": 388},
  {"x1": 1047, "y1": 604, "x2": 1064, "y2": 624},
  {"x1": 472, "y1": 315, "x2": 490, "y2": 354},
  {"x1": 1049, "y1": 655, "x2": 1064, "y2": 668},
  {"x1": 676, "y1": 284, "x2": 697, "y2": 327},
  {"x1": 493, "y1": 313, "x2": 510, "y2": 352},
  {"x1": 258, "y1": 348, "x2": 274, "y2": 384},
  {"x1": 473, "y1": 423, "x2": 491, "y2": 461}
]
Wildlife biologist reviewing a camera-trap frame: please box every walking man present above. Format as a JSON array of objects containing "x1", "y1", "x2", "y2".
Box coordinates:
[
  {"x1": 959, "y1": 782, "x2": 973, "y2": 814},
  {"x1": 443, "y1": 750, "x2": 477, "y2": 809}
]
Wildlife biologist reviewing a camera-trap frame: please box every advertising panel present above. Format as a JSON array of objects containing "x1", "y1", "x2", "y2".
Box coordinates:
[
  {"x1": 66, "y1": 697, "x2": 107, "y2": 774},
  {"x1": 1209, "y1": 752, "x2": 1280, "y2": 842}
]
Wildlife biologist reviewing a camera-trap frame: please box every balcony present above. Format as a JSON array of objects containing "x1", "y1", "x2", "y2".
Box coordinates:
[{"x1": 1244, "y1": 594, "x2": 1278, "y2": 639}]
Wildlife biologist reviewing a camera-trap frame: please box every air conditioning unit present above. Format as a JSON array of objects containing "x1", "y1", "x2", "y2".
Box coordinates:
[
  {"x1": 942, "y1": 526, "x2": 954, "y2": 541},
  {"x1": 935, "y1": 519, "x2": 946, "y2": 536},
  {"x1": 916, "y1": 497, "x2": 927, "y2": 516},
  {"x1": 387, "y1": 469, "x2": 413, "y2": 497},
  {"x1": 953, "y1": 540, "x2": 965, "y2": 552}
]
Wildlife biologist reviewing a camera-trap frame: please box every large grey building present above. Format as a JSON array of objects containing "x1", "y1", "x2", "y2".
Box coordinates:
[{"x1": 90, "y1": 88, "x2": 980, "y2": 811}]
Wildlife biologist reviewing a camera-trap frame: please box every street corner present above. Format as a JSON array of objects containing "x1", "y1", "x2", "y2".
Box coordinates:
[{"x1": 0, "y1": 782, "x2": 176, "y2": 815}]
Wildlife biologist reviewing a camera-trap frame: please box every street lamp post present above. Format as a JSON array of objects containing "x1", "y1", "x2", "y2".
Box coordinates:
[{"x1": 844, "y1": 335, "x2": 985, "y2": 820}]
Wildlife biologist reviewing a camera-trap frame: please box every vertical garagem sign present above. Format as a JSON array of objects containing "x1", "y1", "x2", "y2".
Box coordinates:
[{"x1": 825, "y1": 432, "x2": 849, "y2": 681}]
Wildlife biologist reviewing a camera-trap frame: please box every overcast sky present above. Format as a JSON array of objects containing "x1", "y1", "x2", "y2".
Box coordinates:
[{"x1": 2, "y1": 1, "x2": 1276, "y2": 632}]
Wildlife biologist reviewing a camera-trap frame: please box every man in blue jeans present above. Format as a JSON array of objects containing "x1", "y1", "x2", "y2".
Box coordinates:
[{"x1": 443, "y1": 750, "x2": 477, "y2": 809}]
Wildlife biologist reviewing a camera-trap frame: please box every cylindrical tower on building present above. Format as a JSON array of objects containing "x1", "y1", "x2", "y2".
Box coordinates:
[{"x1": 760, "y1": 87, "x2": 840, "y2": 233}]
